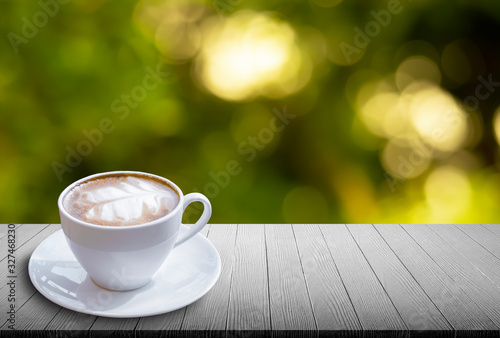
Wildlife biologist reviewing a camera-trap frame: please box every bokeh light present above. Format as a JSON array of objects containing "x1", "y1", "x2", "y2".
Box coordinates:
[
  {"x1": 395, "y1": 56, "x2": 441, "y2": 91},
  {"x1": 2, "y1": 0, "x2": 500, "y2": 224},
  {"x1": 134, "y1": 0, "x2": 207, "y2": 62},
  {"x1": 195, "y1": 11, "x2": 311, "y2": 101},
  {"x1": 406, "y1": 83, "x2": 468, "y2": 152},
  {"x1": 424, "y1": 166, "x2": 471, "y2": 222},
  {"x1": 381, "y1": 138, "x2": 431, "y2": 179},
  {"x1": 359, "y1": 91, "x2": 408, "y2": 138},
  {"x1": 493, "y1": 106, "x2": 500, "y2": 146}
]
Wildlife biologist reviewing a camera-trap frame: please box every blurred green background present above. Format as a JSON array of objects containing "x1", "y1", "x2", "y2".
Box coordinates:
[{"x1": 1, "y1": 0, "x2": 500, "y2": 224}]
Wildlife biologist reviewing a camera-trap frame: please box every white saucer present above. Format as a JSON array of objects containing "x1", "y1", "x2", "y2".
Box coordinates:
[{"x1": 29, "y1": 226, "x2": 221, "y2": 318}]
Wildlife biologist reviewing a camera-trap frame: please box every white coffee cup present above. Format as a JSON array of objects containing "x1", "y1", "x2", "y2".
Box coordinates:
[{"x1": 58, "y1": 171, "x2": 212, "y2": 291}]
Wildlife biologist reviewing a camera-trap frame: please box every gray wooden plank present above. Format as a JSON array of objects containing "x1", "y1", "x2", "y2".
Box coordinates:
[
  {"x1": 0, "y1": 225, "x2": 61, "y2": 329},
  {"x1": 482, "y1": 225, "x2": 500, "y2": 239},
  {"x1": 227, "y1": 224, "x2": 270, "y2": 331},
  {"x1": 456, "y1": 224, "x2": 500, "y2": 260},
  {"x1": 0, "y1": 224, "x2": 54, "y2": 291},
  {"x1": 1, "y1": 220, "x2": 38, "y2": 293},
  {"x1": 136, "y1": 309, "x2": 186, "y2": 338},
  {"x1": 1, "y1": 224, "x2": 49, "y2": 262},
  {"x1": 3, "y1": 291, "x2": 63, "y2": 332},
  {"x1": 429, "y1": 224, "x2": 500, "y2": 288},
  {"x1": 181, "y1": 224, "x2": 237, "y2": 331},
  {"x1": 375, "y1": 224, "x2": 498, "y2": 330},
  {"x1": 6, "y1": 223, "x2": 500, "y2": 336},
  {"x1": 402, "y1": 224, "x2": 500, "y2": 327},
  {"x1": 133, "y1": 224, "x2": 213, "y2": 336},
  {"x1": 0, "y1": 224, "x2": 23, "y2": 240},
  {"x1": 318, "y1": 224, "x2": 407, "y2": 332},
  {"x1": 45, "y1": 307, "x2": 96, "y2": 332},
  {"x1": 347, "y1": 224, "x2": 451, "y2": 331},
  {"x1": 265, "y1": 224, "x2": 316, "y2": 331},
  {"x1": 0, "y1": 224, "x2": 9, "y2": 238},
  {"x1": 292, "y1": 224, "x2": 361, "y2": 332}
]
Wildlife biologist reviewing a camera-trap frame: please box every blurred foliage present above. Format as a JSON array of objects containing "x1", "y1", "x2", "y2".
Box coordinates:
[{"x1": 1, "y1": 0, "x2": 500, "y2": 224}]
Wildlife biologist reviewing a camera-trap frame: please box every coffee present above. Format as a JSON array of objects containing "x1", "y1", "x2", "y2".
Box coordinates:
[{"x1": 63, "y1": 173, "x2": 179, "y2": 226}]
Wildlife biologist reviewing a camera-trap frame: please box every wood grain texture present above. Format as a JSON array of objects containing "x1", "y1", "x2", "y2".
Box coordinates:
[
  {"x1": 3, "y1": 224, "x2": 500, "y2": 336},
  {"x1": 319, "y1": 224, "x2": 407, "y2": 332},
  {"x1": 1, "y1": 224, "x2": 49, "y2": 261},
  {"x1": 265, "y1": 224, "x2": 316, "y2": 332},
  {"x1": 134, "y1": 224, "x2": 212, "y2": 337},
  {"x1": 4, "y1": 291, "x2": 62, "y2": 331},
  {"x1": 0, "y1": 224, "x2": 22, "y2": 240},
  {"x1": 292, "y1": 224, "x2": 361, "y2": 331},
  {"x1": 347, "y1": 224, "x2": 451, "y2": 331},
  {"x1": 227, "y1": 224, "x2": 270, "y2": 331},
  {"x1": 0, "y1": 223, "x2": 49, "y2": 298},
  {"x1": 0, "y1": 224, "x2": 8, "y2": 239},
  {"x1": 135, "y1": 309, "x2": 186, "y2": 338},
  {"x1": 181, "y1": 224, "x2": 237, "y2": 332},
  {"x1": 429, "y1": 224, "x2": 500, "y2": 287},
  {"x1": 403, "y1": 224, "x2": 500, "y2": 327},
  {"x1": 0, "y1": 225, "x2": 60, "y2": 330},
  {"x1": 45, "y1": 307, "x2": 97, "y2": 332},
  {"x1": 375, "y1": 224, "x2": 498, "y2": 330},
  {"x1": 455, "y1": 224, "x2": 500, "y2": 261},
  {"x1": 482, "y1": 224, "x2": 500, "y2": 239}
]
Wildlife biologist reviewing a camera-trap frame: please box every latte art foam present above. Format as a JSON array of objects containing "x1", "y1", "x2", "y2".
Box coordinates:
[{"x1": 63, "y1": 174, "x2": 179, "y2": 226}]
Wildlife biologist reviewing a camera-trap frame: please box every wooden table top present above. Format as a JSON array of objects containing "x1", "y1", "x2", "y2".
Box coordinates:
[{"x1": 1, "y1": 224, "x2": 500, "y2": 337}]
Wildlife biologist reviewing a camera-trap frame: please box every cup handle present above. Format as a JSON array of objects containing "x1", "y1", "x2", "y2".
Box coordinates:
[{"x1": 174, "y1": 193, "x2": 212, "y2": 248}]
